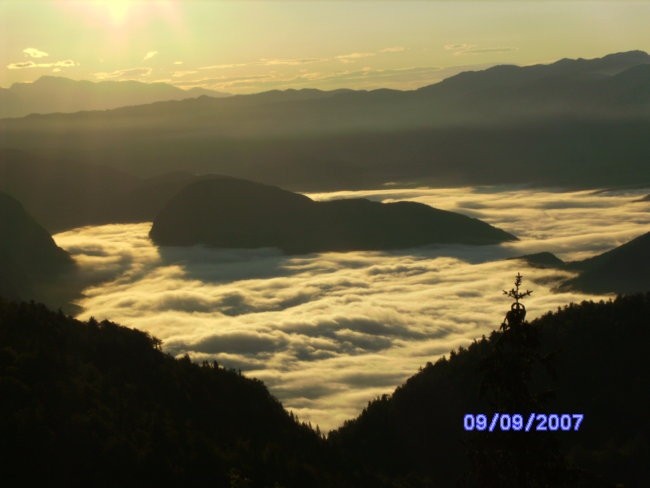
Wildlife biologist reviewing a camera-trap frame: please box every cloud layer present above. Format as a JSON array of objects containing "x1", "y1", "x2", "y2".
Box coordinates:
[{"x1": 54, "y1": 187, "x2": 650, "y2": 431}]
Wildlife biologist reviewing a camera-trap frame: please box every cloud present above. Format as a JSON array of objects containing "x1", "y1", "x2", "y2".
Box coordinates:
[
  {"x1": 173, "y1": 61, "x2": 184, "y2": 65},
  {"x1": 53, "y1": 187, "x2": 650, "y2": 431},
  {"x1": 171, "y1": 65, "x2": 480, "y2": 92},
  {"x1": 260, "y1": 57, "x2": 325, "y2": 66},
  {"x1": 445, "y1": 43, "x2": 517, "y2": 56},
  {"x1": 7, "y1": 59, "x2": 78, "y2": 70},
  {"x1": 171, "y1": 70, "x2": 198, "y2": 78},
  {"x1": 23, "y1": 47, "x2": 49, "y2": 58},
  {"x1": 379, "y1": 47, "x2": 406, "y2": 53},
  {"x1": 336, "y1": 52, "x2": 376, "y2": 63},
  {"x1": 143, "y1": 50, "x2": 158, "y2": 61},
  {"x1": 198, "y1": 63, "x2": 249, "y2": 70},
  {"x1": 93, "y1": 67, "x2": 152, "y2": 80}
]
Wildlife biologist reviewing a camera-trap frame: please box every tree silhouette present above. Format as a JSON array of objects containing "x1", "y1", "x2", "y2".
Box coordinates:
[{"x1": 466, "y1": 273, "x2": 568, "y2": 487}]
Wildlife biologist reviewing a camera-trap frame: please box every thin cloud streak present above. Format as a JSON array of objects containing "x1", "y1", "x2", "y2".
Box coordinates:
[
  {"x1": 94, "y1": 67, "x2": 152, "y2": 80},
  {"x1": 54, "y1": 187, "x2": 650, "y2": 430},
  {"x1": 7, "y1": 59, "x2": 77, "y2": 70},
  {"x1": 445, "y1": 43, "x2": 518, "y2": 56},
  {"x1": 23, "y1": 47, "x2": 49, "y2": 58}
]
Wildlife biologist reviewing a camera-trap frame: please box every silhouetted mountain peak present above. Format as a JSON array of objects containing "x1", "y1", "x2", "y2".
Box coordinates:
[{"x1": 150, "y1": 177, "x2": 516, "y2": 253}]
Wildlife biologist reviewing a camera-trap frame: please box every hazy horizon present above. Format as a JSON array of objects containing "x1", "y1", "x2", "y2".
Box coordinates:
[{"x1": 3, "y1": 1, "x2": 650, "y2": 93}]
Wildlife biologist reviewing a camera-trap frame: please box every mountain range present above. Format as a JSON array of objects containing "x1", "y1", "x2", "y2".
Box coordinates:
[
  {"x1": 0, "y1": 76, "x2": 229, "y2": 119},
  {"x1": 2, "y1": 51, "x2": 650, "y2": 190}
]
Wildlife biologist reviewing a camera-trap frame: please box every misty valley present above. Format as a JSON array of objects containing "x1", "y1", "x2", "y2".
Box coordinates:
[
  {"x1": 50, "y1": 186, "x2": 650, "y2": 431},
  {"x1": 1, "y1": 17, "x2": 650, "y2": 485}
]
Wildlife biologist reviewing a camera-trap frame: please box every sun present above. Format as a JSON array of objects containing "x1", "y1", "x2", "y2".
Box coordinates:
[
  {"x1": 95, "y1": 1, "x2": 133, "y2": 26},
  {"x1": 57, "y1": 1, "x2": 180, "y2": 29}
]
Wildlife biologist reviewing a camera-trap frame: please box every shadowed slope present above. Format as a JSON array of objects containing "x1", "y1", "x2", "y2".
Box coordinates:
[
  {"x1": 0, "y1": 192, "x2": 74, "y2": 302},
  {"x1": 563, "y1": 231, "x2": 650, "y2": 294}
]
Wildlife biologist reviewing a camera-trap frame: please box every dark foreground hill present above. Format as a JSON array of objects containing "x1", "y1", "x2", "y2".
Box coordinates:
[
  {"x1": 0, "y1": 299, "x2": 329, "y2": 487},
  {"x1": 149, "y1": 177, "x2": 516, "y2": 253},
  {"x1": 330, "y1": 293, "x2": 650, "y2": 487},
  {"x1": 0, "y1": 192, "x2": 74, "y2": 303},
  {"x1": 2, "y1": 293, "x2": 648, "y2": 486}
]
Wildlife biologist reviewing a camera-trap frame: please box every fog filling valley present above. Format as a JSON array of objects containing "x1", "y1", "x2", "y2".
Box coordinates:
[{"x1": 54, "y1": 187, "x2": 650, "y2": 430}]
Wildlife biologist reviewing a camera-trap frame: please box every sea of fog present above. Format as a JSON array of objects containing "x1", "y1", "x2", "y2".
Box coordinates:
[{"x1": 54, "y1": 186, "x2": 650, "y2": 431}]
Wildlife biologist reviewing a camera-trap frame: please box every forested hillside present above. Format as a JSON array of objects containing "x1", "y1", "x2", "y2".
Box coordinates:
[{"x1": 1, "y1": 293, "x2": 647, "y2": 486}]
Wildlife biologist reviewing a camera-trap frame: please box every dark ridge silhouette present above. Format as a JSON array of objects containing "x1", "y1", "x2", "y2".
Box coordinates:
[
  {"x1": 0, "y1": 149, "x2": 209, "y2": 232},
  {"x1": 0, "y1": 75, "x2": 229, "y2": 119},
  {"x1": 2, "y1": 51, "x2": 650, "y2": 190},
  {"x1": 329, "y1": 293, "x2": 650, "y2": 487},
  {"x1": 507, "y1": 233, "x2": 650, "y2": 294},
  {"x1": 0, "y1": 298, "x2": 330, "y2": 487},
  {"x1": 562, "y1": 231, "x2": 650, "y2": 294},
  {"x1": 149, "y1": 177, "x2": 517, "y2": 253},
  {"x1": 0, "y1": 192, "x2": 74, "y2": 304}
]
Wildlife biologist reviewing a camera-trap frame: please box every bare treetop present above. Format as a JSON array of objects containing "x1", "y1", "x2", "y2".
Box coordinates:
[{"x1": 503, "y1": 272, "x2": 533, "y2": 305}]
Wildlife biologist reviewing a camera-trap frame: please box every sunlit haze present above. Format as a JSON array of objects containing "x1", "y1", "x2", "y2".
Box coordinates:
[{"x1": 3, "y1": 1, "x2": 650, "y2": 92}]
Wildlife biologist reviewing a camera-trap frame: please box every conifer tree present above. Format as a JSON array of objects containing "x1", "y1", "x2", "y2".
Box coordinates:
[{"x1": 465, "y1": 273, "x2": 568, "y2": 487}]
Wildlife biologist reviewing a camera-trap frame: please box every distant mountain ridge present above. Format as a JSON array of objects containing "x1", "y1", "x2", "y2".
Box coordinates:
[
  {"x1": 149, "y1": 177, "x2": 516, "y2": 253},
  {"x1": 0, "y1": 76, "x2": 229, "y2": 118},
  {"x1": 6, "y1": 51, "x2": 650, "y2": 130},
  {"x1": 2, "y1": 51, "x2": 650, "y2": 190}
]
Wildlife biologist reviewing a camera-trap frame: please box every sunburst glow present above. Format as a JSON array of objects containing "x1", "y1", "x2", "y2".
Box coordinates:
[{"x1": 56, "y1": 0, "x2": 180, "y2": 29}]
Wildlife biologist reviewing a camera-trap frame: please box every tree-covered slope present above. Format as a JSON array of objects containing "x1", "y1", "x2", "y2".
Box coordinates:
[
  {"x1": 1, "y1": 292, "x2": 648, "y2": 486},
  {"x1": 329, "y1": 294, "x2": 650, "y2": 487},
  {"x1": 0, "y1": 299, "x2": 330, "y2": 487}
]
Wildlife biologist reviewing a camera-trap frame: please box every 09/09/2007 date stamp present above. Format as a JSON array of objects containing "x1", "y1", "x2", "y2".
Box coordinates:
[{"x1": 463, "y1": 413, "x2": 584, "y2": 432}]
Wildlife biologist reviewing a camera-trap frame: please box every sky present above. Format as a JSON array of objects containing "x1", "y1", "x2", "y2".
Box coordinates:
[
  {"x1": 54, "y1": 186, "x2": 650, "y2": 431},
  {"x1": 3, "y1": 1, "x2": 650, "y2": 93}
]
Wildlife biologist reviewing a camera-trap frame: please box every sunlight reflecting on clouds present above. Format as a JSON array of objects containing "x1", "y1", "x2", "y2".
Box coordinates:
[{"x1": 54, "y1": 187, "x2": 649, "y2": 430}]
